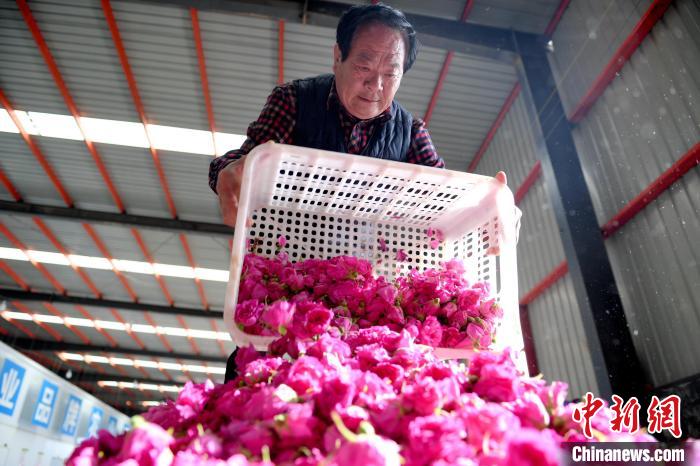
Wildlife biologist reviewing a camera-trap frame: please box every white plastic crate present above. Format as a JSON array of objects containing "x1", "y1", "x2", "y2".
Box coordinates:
[{"x1": 224, "y1": 142, "x2": 522, "y2": 361}]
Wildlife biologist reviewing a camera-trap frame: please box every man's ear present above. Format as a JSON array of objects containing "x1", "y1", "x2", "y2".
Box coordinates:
[{"x1": 333, "y1": 44, "x2": 341, "y2": 72}]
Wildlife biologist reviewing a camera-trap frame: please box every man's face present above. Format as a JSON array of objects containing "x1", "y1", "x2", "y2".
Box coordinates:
[{"x1": 333, "y1": 23, "x2": 405, "y2": 120}]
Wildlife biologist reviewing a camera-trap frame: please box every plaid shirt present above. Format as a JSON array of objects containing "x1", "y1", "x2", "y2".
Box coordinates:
[{"x1": 209, "y1": 79, "x2": 444, "y2": 192}]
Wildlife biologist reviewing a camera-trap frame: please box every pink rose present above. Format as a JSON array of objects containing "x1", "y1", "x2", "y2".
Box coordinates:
[
  {"x1": 466, "y1": 323, "x2": 486, "y2": 346},
  {"x1": 242, "y1": 357, "x2": 285, "y2": 386},
  {"x1": 506, "y1": 428, "x2": 561, "y2": 466},
  {"x1": 305, "y1": 307, "x2": 333, "y2": 335},
  {"x1": 176, "y1": 380, "x2": 215, "y2": 420},
  {"x1": 274, "y1": 402, "x2": 319, "y2": 447},
  {"x1": 461, "y1": 402, "x2": 519, "y2": 450},
  {"x1": 355, "y1": 343, "x2": 391, "y2": 370},
  {"x1": 261, "y1": 301, "x2": 295, "y2": 331},
  {"x1": 512, "y1": 391, "x2": 551, "y2": 429},
  {"x1": 143, "y1": 399, "x2": 181, "y2": 430},
  {"x1": 333, "y1": 435, "x2": 401, "y2": 466},
  {"x1": 239, "y1": 423, "x2": 275, "y2": 456},
  {"x1": 306, "y1": 333, "x2": 352, "y2": 360},
  {"x1": 285, "y1": 356, "x2": 326, "y2": 396},
  {"x1": 115, "y1": 419, "x2": 174, "y2": 466},
  {"x1": 235, "y1": 300, "x2": 264, "y2": 327},
  {"x1": 473, "y1": 362, "x2": 519, "y2": 402},
  {"x1": 402, "y1": 376, "x2": 442, "y2": 416},
  {"x1": 242, "y1": 386, "x2": 288, "y2": 421},
  {"x1": 405, "y1": 415, "x2": 472, "y2": 465},
  {"x1": 65, "y1": 437, "x2": 99, "y2": 466},
  {"x1": 371, "y1": 362, "x2": 404, "y2": 388},
  {"x1": 317, "y1": 375, "x2": 356, "y2": 417},
  {"x1": 418, "y1": 315, "x2": 443, "y2": 347}
]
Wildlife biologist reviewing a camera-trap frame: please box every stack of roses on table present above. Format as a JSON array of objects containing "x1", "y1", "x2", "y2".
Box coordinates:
[{"x1": 67, "y1": 255, "x2": 657, "y2": 466}]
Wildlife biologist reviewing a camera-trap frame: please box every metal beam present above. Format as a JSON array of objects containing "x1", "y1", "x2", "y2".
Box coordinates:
[
  {"x1": 308, "y1": 0, "x2": 522, "y2": 52},
  {"x1": 0, "y1": 288, "x2": 223, "y2": 319},
  {"x1": 513, "y1": 32, "x2": 647, "y2": 401},
  {"x1": 4, "y1": 336, "x2": 224, "y2": 363},
  {"x1": 0, "y1": 200, "x2": 234, "y2": 236},
  {"x1": 601, "y1": 142, "x2": 700, "y2": 238},
  {"x1": 118, "y1": 0, "x2": 526, "y2": 61}
]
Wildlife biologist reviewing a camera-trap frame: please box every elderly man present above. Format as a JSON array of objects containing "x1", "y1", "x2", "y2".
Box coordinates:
[
  {"x1": 209, "y1": 3, "x2": 446, "y2": 228},
  {"x1": 210, "y1": 3, "x2": 510, "y2": 381}
]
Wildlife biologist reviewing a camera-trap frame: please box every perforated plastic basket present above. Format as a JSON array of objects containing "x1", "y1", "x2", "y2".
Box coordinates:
[{"x1": 224, "y1": 142, "x2": 522, "y2": 361}]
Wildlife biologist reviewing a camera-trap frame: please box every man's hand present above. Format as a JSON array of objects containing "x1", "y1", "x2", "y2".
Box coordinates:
[
  {"x1": 216, "y1": 155, "x2": 247, "y2": 227},
  {"x1": 494, "y1": 170, "x2": 522, "y2": 247}
]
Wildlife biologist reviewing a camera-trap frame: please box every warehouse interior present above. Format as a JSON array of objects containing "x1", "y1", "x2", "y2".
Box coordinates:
[{"x1": 0, "y1": 0, "x2": 698, "y2": 458}]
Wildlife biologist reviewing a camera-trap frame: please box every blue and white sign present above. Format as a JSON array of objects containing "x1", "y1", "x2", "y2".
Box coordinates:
[
  {"x1": 86, "y1": 406, "x2": 104, "y2": 438},
  {"x1": 107, "y1": 415, "x2": 118, "y2": 434},
  {"x1": 31, "y1": 380, "x2": 59, "y2": 428},
  {"x1": 0, "y1": 358, "x2": 26, "y2": 416},
  {"x1": 60, "y1": 395, "x2": 82, "y2": 436}
]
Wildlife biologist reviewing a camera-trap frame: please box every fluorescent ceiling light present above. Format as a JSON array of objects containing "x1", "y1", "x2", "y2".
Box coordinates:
[
  {"x1": 194, "y1": 267, "x2": 229, "y2": 282},
  {"x1": 147, "y1": 124, "x2": 214, "y2": 155},
  {"x1": 28, "y1": 112, "x2": 83, "y2": 140},
  {"x1": 85, "y1": 355, "x2": 110, "y2": 364},
  {"x1": 64, "y1": 317, "x2": 95, "y2": 327},
  {"x1": 80, "y1": 116, "x2": 148, "y2": 148},
  {"x1": 153, "y1": 263, "x2": 195, "y2": 279},
  {"x1": 60, "y1": 353, "x2": 85, "y2": 361},
  {"x1": 142, "y1": 401, "x2": 163, "y2": 407},
  {"x1": 2, "y1": 311, "x2": 32, "y2": 321},
  {"x1": 33, "y1": 314, "x2": 64, "y2": 324},
  {"x1": 2, "y1": 310, "x2": 231, "y2": 342},
  {"x1": 130, "y1": 323, "x2": 157, "y2": 334},
  {"x1": 58, "y1": 352, "x2": 225, "y2": 375},
  {"x1": 0, "y1": 246, "x2": 229, "y2": 282},
  {"x1": 214, "y1": 132, "x2": 246, "y2": 155},
  {"x1": 134, "y1": 360, "x2": 159, "y2": 369},
  {"x1": 13, "y1": 111, "x2": 39, "y2": 135},
  {"x1": 26, "y1": 250, "x2": 70, "y2": 266},
  {"x1": 0, "y1": 109, "x2": 245, "y2": 156},
  {"x1": 99, "y1": 381, "x2": 119, "y2": 387},
  {"x1": 139, "y1": 383, "x2": 159, "y2": 391},
  {"x1": 109, "y1": 357, "x2": 134, "y2": 366},
  {"x1": 68, "y1": 254, "x2": 113, "y2": 270},
  {"x1": 0, "y1": 247, "x2": 30, "y2": 262},
  {"x1": 0, "y1": 109, "x2": 19, "y2": 133},
  {"x1": 94, "y1": 320, "x2": 128, "y2": 331},
  {"x1": 111, "y1": 259, "x2": 154, "y2": 275}
]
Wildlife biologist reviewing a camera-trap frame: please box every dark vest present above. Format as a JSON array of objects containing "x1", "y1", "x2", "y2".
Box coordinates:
[{"x1": 293, "y1": 74, "x2": 412, "y2": 162}]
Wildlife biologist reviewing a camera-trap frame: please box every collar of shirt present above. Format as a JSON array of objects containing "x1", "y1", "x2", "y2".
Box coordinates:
[{"x1": 327, "y1": 78, "x2": 393, "y2": 126}]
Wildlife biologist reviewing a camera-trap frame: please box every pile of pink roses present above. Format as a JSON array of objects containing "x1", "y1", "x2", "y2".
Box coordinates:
[
  {"x1": 67, "y1": 325, "x2": 656, "y2": 466},
  {"x1": 235, "y1": 253, "x2": 501, "y2": 350}
]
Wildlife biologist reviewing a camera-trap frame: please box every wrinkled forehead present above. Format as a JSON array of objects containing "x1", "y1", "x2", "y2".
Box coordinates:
[{"x1": 349, "y1": 22, "x2": 407, "y2": 62}]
